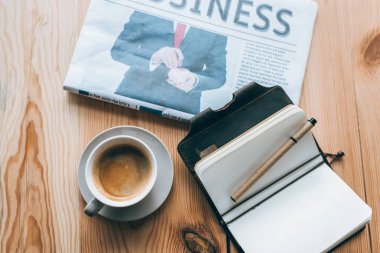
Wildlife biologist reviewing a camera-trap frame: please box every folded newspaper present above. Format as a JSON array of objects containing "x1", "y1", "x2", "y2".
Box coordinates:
[{"x1": 64, "y1": 0, "x2": 318, "y2": 121}]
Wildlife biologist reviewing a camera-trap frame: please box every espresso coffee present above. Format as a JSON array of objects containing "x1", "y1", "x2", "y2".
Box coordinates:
[{"x1": 92, "y1": 144, "x2": 152, "y2": 201}]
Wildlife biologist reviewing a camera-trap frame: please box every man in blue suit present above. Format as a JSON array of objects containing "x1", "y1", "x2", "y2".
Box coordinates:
[{"x1": 111, "y1": 11, "x2": 227, "y2": 115}]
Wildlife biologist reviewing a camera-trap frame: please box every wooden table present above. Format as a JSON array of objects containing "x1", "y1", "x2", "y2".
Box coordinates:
[{"x1": 1, "y1": 0, "x2": 379, "y2": 252}]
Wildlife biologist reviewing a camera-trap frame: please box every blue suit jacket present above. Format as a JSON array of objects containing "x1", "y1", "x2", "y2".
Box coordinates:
[{"x1": 111, "y1": 11, "x2": 227, "y2": 114}]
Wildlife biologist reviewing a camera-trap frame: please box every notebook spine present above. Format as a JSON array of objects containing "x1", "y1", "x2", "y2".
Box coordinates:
[{"x1": 187, "y1": 169, "x2": 244, "y2": 252}]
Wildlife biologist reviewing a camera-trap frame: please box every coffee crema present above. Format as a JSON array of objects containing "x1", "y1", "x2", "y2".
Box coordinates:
[{"x1": 92, "y1": 144, "x2": 152, "y2": 201}]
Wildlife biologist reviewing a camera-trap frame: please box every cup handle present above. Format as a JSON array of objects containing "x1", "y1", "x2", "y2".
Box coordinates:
[{"x1": 84, "y1": 198, "x2": 104, "y2": 217}]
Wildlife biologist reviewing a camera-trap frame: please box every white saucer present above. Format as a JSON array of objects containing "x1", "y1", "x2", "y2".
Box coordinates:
[{"x1": 78, "y1": 126, "x2": 174, "y2": 221}]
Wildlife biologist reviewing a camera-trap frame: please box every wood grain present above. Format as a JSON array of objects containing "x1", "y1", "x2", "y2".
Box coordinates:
[
  {"x1": 0, "y1": 0, "x2": 379, "y2": 252},
  {"x1": 300, "y1": 0, "x2": 372, "y2": 251},
  {"x1": 345, "y1": 1, "x2": 380, "y2": 251}
]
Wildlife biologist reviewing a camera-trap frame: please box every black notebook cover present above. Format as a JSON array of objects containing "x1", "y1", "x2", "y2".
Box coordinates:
[
  {"x1": 179, "y1": 83, "x2": 296, "y2": 251},
  {"x1": 177, "y1": 83, "x2": 366, "y2": 252}
]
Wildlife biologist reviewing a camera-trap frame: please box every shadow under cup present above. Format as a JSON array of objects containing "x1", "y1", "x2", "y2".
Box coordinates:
[{"x1": 84, "y1": 136, "x2": 157, "y2": 217}]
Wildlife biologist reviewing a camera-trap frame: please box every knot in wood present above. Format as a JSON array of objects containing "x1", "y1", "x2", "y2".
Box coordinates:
[
  {"x1": 182, "y1": 228, "x2": 217, "y2": 253},
  {"x1": 364, "y1": 32, "x2": 380, "y2": 66}
]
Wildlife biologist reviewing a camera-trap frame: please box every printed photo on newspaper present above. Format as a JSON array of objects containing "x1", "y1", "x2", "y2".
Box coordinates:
[{"x1": 64, "y1": 0, "x2": 318, "y2": 120}]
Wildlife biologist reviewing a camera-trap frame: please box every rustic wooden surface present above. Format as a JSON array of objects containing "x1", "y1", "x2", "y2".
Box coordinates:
[{"x1": 1, "y1": 0, "x2": 379, "y2": 252}]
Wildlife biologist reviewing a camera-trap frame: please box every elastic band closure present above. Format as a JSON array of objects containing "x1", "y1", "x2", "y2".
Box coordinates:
[
  {"x1": 325, "y1": 151, "x2": 345, "y2": 165},
  {"x1": 226, "y1": 160, "x2": 325, "y2": 224},
  {"x1": 223, "y1": 151, "x2": 345, "y2": 224},
  {"x1": 222, "y1": 153, "x2": 322, "y2": 217}
]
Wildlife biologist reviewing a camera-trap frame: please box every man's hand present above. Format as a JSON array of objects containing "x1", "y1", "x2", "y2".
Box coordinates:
[
  {"x1": 167, "y1": 68, "x2": 197, "y2": 92},
  {"x1": 151, "y1": 47, "x2": 184, "y2": 69}
]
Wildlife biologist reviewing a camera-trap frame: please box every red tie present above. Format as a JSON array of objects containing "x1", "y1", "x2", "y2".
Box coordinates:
[{"x1": 174, "y1": 23, "x2": 186, "y2": 48}]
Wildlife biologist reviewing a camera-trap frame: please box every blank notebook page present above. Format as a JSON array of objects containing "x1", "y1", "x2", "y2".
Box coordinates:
[
  {"x1": 228, "y1": 163, "x2": 372, "y2": 253},
  {"x1": 195, "y1": 106, "x2": 320, "y2": 214}
]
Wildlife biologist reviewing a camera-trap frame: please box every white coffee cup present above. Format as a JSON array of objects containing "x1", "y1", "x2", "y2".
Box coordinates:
[{"x1": 84, "y1": 135, "x2": 157, "y2": 217}]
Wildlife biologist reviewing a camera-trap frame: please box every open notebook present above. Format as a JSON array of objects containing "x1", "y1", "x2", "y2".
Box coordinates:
[{"x1": 193, "y1": 105, "x2": 371, "y2": 253}]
